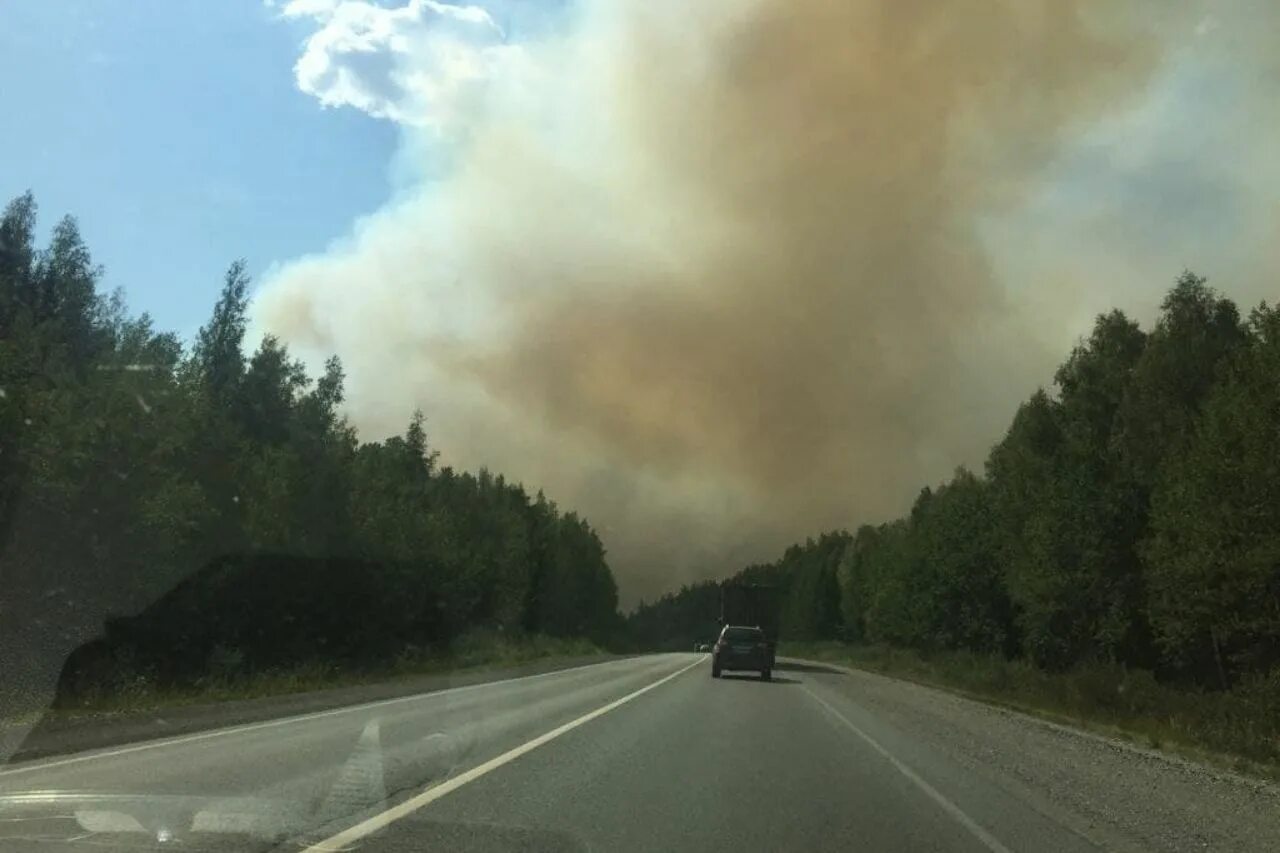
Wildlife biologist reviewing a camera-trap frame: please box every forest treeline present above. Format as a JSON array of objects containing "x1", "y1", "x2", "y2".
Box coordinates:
[
  {"x1": 6, "y1": 186, "x2": 1277, "y2": 704},
  {"x1": 631, "y1": 272, "x2": 1280, "y2": 692},
  {"x1": 0, "y1": 192, "x2": 619, "y2": 700}
]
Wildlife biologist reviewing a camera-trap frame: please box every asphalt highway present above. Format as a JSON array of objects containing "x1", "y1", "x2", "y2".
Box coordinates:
[{"x1": 2, "y1": 653, "x2": 1278, "y2": 852}]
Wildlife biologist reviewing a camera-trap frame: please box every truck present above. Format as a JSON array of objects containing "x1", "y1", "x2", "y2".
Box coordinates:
[{"x1": 719, "y1": 582, "x2": 781, "y2": 651}]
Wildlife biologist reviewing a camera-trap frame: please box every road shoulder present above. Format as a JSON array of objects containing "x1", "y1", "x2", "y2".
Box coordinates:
[
  {"x1": 785, "y1": 655, "x2": 1280, "y2": 852},
  {"x1": 4, "y1": 654, "x2": 625, "y2": 765}
]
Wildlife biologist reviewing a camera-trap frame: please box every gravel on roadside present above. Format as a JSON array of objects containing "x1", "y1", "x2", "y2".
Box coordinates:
[{"x1": 800, "y1": 657, "x2": 1280, "y2": 853}]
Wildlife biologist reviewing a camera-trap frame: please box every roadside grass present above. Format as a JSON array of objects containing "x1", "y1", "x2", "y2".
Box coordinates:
[
  {"x1": 783, "y1": 642, "x2": 1280, "y2": 781},
  {"x1": 21, "y1": 631, "x2": 604, "y2": 723}
]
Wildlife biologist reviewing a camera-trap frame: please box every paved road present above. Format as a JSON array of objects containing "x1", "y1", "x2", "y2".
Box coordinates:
[{"x1": 2, "y1": 654, "x2": 1278, "y2": 852}]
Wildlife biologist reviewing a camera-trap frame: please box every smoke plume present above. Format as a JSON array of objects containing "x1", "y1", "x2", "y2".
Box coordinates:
[{"x1": 256, "y1": 0, "x2": 1274, "y2": 604}]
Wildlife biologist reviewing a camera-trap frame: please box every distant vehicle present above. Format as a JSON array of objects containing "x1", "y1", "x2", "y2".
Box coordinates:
[
  {"x1": 696, "y1": 642, "x2": 711, "y2": 652},
  {"x1": 720, "y1": 581, "x2": 780, "y2": 647},
  {"x1": 711, "y1": 625, "x2": 773, "y2": 680}
]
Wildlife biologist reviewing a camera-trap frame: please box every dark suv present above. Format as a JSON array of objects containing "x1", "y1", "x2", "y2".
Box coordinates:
[{"x1": 711, "y1": 625, "x2": 774, "y2": 681}]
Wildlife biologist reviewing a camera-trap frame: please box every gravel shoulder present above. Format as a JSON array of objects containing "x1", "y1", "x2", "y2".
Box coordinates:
[{"x1": 798, "y1": 656, "x2": 1280, "y2": 853}]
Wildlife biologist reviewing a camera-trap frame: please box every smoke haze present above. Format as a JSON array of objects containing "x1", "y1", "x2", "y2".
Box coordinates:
[{"x1": 256, "y1": 0, "x2": 1278, "y2": 604}]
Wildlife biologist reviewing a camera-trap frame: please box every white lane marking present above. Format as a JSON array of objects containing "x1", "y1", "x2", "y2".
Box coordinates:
[
  {"x1": 304, "y1": 656, "x2": 705, "y2": 852},
  {"x1": 802, "y1": 686, "x2": 1013, "y2": 853},
  {"x1": 0, "y1": 655, "x2": 685, "y2": 778}
]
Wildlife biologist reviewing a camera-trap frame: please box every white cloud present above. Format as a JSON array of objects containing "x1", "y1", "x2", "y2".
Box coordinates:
[{"x1": 281, "y1": 0, "x2": 513, "y2": 129}]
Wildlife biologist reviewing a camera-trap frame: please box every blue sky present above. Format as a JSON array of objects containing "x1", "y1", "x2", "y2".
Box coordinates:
[{"x1": 0, "y1": 0, "x2": 398, "y2": 338}]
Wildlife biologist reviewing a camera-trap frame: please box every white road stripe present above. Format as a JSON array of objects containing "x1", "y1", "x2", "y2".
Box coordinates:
[
  {"x1": 0, "y1": 655, "x2": 671, "y2": 778},
  {"x1": 803, "y1": 685, "x2": 1013, "y2": 853},
  {"x1": 303, "y1": 656, "x2": 705, "y2": 852}
]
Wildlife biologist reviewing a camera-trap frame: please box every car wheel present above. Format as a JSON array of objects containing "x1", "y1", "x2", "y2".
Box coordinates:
[{"x1": 761, "y1": 669, "x2": 771, "y2": 681}]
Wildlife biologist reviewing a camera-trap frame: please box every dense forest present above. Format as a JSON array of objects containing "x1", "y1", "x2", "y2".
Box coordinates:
[
  {"x1": 0, "y1": 193, "x2": 619, "y2": 705},
  {"x1": 631, "y1": 273, "x2": 1280, "y2": 692}
]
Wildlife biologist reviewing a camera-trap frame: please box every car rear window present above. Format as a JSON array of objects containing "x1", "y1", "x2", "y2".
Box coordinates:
[{"x1": 723, "y1": 627, "x2": 764, "y2": 642}]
